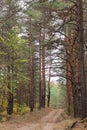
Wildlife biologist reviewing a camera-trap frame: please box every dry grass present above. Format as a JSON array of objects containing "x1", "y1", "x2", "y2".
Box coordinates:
[{"x1": 54, "y1": 117, "x2": 87, "y2": 130}]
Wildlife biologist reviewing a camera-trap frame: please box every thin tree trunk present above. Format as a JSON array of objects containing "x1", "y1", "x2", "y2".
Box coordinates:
[
  {"x1": 39, "y1": 43, "x2": 42, "y2": 109},
  {"x1": 29, "y1": 44, "x2": 34, "y2": 112},
  {"x1": 66, "y1": 26, "x2": 73, "y2": 115},
  {"x1": 47, "y1": 67, "x2": 51, "y2": 107},
  {"x1": 7, "y1": 64, "x2": 13, "y2": 115},
  {"x1": 41, "y1": 45, "x2": 46, "y2": 108}
]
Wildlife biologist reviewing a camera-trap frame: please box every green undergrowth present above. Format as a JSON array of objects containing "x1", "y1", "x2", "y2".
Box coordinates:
[
  {"x1": 13, "y1": 103, "x2": 29, "y2": 115},
  {"x1": 0, "y1": 102, "x2": 30, "y2": 122},
  {"x1": 0, "y1": 100, "x2": 52, "y2": 122}
]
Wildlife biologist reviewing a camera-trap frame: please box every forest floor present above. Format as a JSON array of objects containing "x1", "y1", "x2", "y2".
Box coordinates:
[{"x1": 0, "y1": 108, "x2": 87, "y2": 130}]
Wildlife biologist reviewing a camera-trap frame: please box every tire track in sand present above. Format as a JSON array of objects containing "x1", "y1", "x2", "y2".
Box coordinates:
[{"x1": 17, "y1": 109, "x2": 64, "y2": 130}]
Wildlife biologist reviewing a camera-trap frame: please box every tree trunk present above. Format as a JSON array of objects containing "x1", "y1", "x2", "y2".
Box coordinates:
[
  {"x1": 7, "y1": 64, "x2": 13, "y2": 115},
  {"x1": 76, "y1": 0, "x2": 87, "y2": 118},
  {"x1": 29, "y1": 44, "x2": 35, "y2": 112},
  {"x1": 47, "y1": 68, "x2": 51, "y2": 107},
  {"x1": 66, "y1": 26, "x2": 73, "y2": 115},
  {"x1": 39, "y1": 43, "x2": 42, "y2": 109},
  {"x1": 41, "y1": 46, "x2": 46, "y2": 108}
]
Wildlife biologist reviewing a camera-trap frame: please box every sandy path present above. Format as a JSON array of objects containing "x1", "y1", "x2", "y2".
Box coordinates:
[
  {"x1": 17, "y1": 109, "x2": 64, "y2": 130},
  {"x1": 0, "y1": 109, "x2": 64, "y2": 130},
  {"x1": 1, "y1": 109, "x2": 85, "y2": 130}
]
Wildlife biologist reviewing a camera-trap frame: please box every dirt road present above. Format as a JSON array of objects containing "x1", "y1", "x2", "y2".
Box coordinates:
[
  {"x1": 17, "y1": 109, "x2": 64, "y2": 130},
  {"x1": 0, "y1": 109, "x2": 64, "y2": 130}
]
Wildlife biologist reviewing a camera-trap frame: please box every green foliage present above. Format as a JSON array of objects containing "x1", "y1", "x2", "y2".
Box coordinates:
[
  {"x1": 34, "y1": 1, "x2": 51, "y2": 8},
  {"x1": 50, "y1": 85, "x2": 66, "y2": 108},
  {"x1": 0, "y1": 114, "x2": 7, "y2": 122},
  {"x1": 17, "y1": 103, "x2": 29, "y2": 115},
  {"x1": 13, "y1": 103, "x2": 19, "y2": 114},
  {"x1": 52, "y1": 1, "x2": 74, "y2": 9},
  {"x1": 0, "y1": 106, "x2": 8, "y2": 122},
  {"x1": 0, "y1": 27, "x2": 28, "y2": 84},
  {"x1": 26, "y1": 9, "x2": 42, "y2": 20},
  {"x1": 0, "y1": 36, "x2": 4, "y2": 43},
  {"x1": 0, "y1": 27, "x2": 29, "y2": 115},
  {"x1": 0, "y1": 102, "x2": 30, "y2": 121},
  {"x1": 1, "y1": 30, "x2": 27, "y2": 54},
  {"x1": 0, "y1": 99, "x2": 8, "y2": 110}
]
